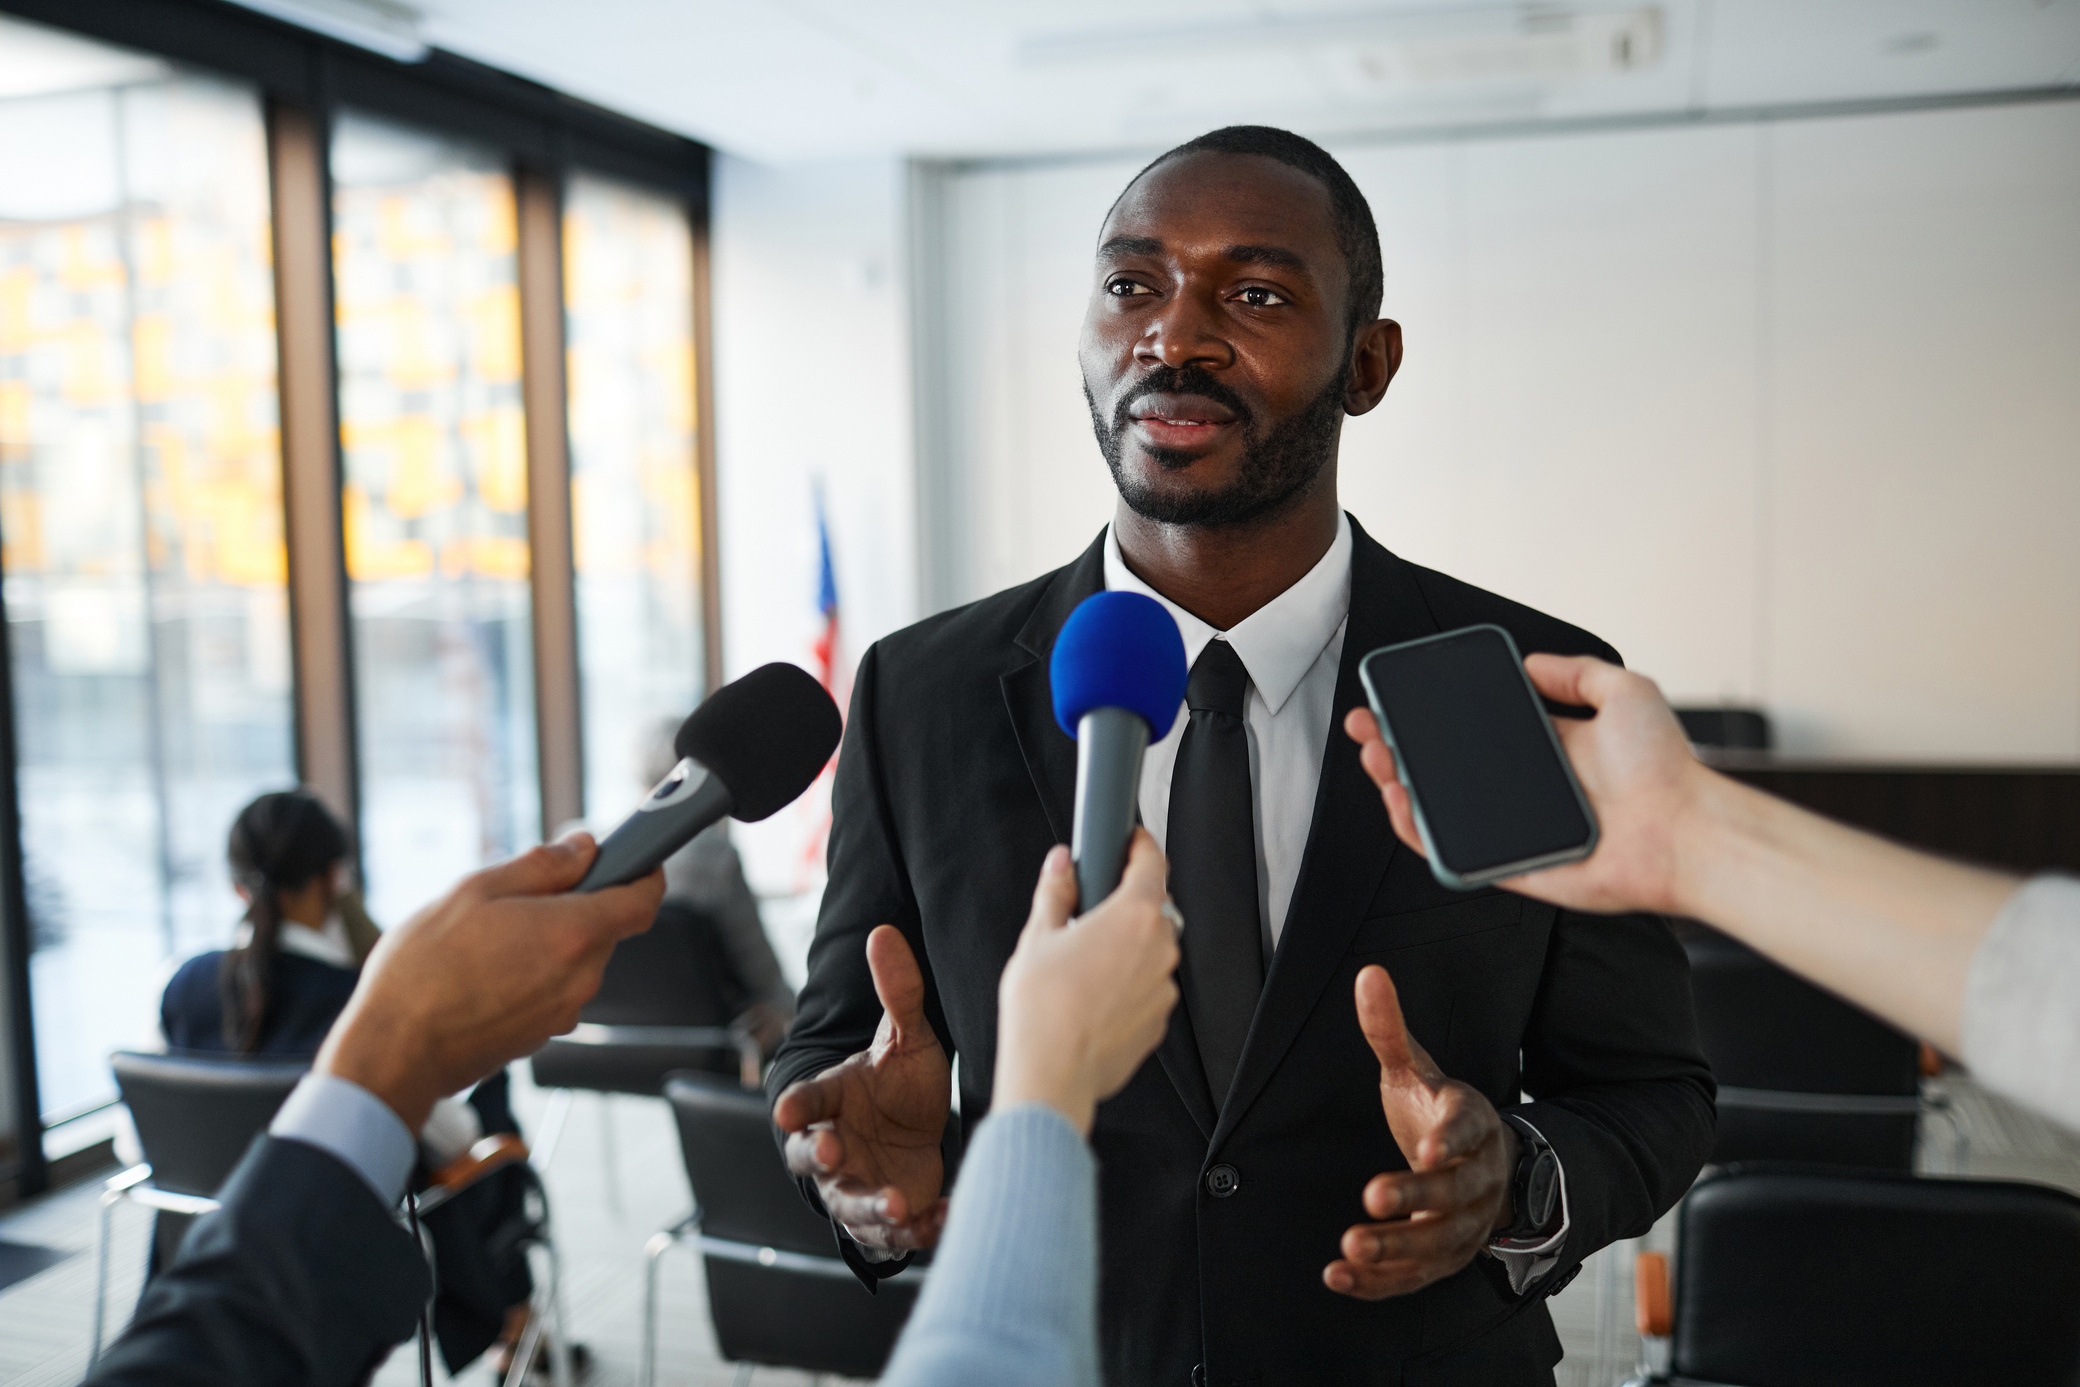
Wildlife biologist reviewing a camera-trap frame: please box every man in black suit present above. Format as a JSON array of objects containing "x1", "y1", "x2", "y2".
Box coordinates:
[
  {"x1": 85, "y1": 836, "x2": 663, "y2": 1387},
  {"x1": 771, "y1": 125, "x2": 1714, "y2": 1386}
]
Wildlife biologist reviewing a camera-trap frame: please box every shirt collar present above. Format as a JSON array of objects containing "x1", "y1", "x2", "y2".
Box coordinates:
[
  {"x1": 236, "y1": 915, "x2": 358, "y2": 970},
  {"x1": 1103, "y1": 511, "x2": 1352, "y2": 717}
]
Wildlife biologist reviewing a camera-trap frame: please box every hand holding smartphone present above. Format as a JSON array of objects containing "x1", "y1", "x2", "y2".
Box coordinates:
[{"x1": 1358, "y1": 625, "x2": 1598, "y2": 890}]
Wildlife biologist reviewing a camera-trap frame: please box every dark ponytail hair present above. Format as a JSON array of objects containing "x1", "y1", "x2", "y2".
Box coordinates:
[{"x1": 220, "y1": 790, "x2": 349, "y2": 1053}]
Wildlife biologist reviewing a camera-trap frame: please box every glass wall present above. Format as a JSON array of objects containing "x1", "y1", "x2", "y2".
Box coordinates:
[
  {"x1": 562, "y1": 173, "x2": 705, "y2": 822},
  {"x1": 0, "y1": 50, "x2": 294, "y2": 1118},
  {"x1": 330, "y1": 112, "x2": 539, "y2": 928}
]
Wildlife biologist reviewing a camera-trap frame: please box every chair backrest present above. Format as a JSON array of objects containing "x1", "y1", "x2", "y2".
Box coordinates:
[
  {"x1": 1674, "y1": 1163, "x2": 2080, "y2": 1387},
  {"x1": 112, "y1": 1050, "x2": 308, "y2": 1197},
  {"x1": 664, "y1": 1071, "x2": 839, "y2": 1258},
  {"x1": 1680, "y1": 924, "x2": 1921, "y2": 1167},
  {"x1": 583, "y1": 901, "x2": 741, "y2": 1027}
]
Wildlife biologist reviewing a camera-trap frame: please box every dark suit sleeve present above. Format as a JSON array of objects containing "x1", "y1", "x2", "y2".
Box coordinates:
[
  {"x1": 766, "y1": 641, "x2": 949, "y2": 1286},
  {"x1": 85, "y1": 1135, "x2": 429, "y2": 1387},
  {"x1": 1509, "y1": 907, "x2": 1717, "y2": 1282}
]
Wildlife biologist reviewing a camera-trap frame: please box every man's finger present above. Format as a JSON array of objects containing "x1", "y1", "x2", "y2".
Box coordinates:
[
  {"x1": 1024, "y1": 846, "x2": 1075, "y2": 939},
  {"x1": 866, "y1": 925, "x2": 931, "y2": 1036},
  {"x1": 774, "y1": 1075, "x2": 846, "y2": 1133},
  {"x1": 1355, "y1": 965, "x2": 1427, "y2": 1078},
  {"x1": 1322, "y1": 1258, "x2": 1431, "y2": 1300},
  {"x1": 1341, "y1": 1209, "x2": 1485, "y2": 1266},
  {"x1": 469, "y1": 834, "x2": 596, "y2": 900},
  {"x1": 782, "y1": 1128, "x2": 843, "y2": 1178},
  {"x1": 1360, "y1": 1161, "x2": 1483, "y2": 1221}
]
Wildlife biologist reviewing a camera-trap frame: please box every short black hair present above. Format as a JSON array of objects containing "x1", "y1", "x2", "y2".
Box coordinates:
[{"x1": 1122, "y1": 125, "x2": 1383, "y2": 334}]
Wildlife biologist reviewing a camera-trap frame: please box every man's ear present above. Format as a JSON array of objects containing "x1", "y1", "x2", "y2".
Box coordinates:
[{"x1": 1345, "y1": 318, "x2": 1402, "y2": 417}]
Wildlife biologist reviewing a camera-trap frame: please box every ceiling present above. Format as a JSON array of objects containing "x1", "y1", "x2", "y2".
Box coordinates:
[{"x1": 292, "y1": 0, "x2": 2080, "y2": 162}]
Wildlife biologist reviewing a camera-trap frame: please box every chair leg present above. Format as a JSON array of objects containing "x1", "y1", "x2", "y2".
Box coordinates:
[
  {"x1": 88, "y1": 1191, "x2": 116, "y2": 1370},
  {"x1": 640, "y1": 1218, "x2": 694, "y2": 1387},
  {"x1": 534, "y1": 1087, "x2": 576, "y2": 1170},
  {"x1": 599, "y1": 1095, "x2": 623, "y2": 1220},
  {"x1": 544, "y1": 1240, "x2": 572, "y2": 1387}
]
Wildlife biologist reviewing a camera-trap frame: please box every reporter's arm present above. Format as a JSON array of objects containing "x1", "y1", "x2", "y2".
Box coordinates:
[
  {"x1": 1347, "y1": 655, "x2": 2023, "y2": 1058},
  {"x1": 878, "y1": 1105, "x2": 1099, "y2": 1387},
  {"x1": 84, "y1": 1135, "x2": 427, "y2": 1387},
  {"x1": 879, "y1": 836, "x2": 1175, "y2": 1387},
  {"x1": 86, "y1": 836, "x2": 663, "y2": 1386}
]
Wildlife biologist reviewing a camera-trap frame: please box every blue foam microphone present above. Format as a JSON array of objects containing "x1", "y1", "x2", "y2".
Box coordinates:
[{"x1": 1051, "y1": 591, "x2": 1189, "y2": 911}]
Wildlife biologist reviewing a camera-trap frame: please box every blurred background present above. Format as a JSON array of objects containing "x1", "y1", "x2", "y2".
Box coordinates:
[{"x1": 0, "y1": 1, "x2": 2074, "y2": 1382}]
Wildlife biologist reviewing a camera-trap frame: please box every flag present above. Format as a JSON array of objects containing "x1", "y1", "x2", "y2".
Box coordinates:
[{"x1": 799, "y1": 487, "x2": 846, "y2": 885}]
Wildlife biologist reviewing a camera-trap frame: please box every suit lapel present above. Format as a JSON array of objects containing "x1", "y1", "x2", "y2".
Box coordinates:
[
  {"x1": 1000, "y1": 529, "x2": 1220, "y2": 1139},
  {"x1": 1211, "y1": 518, "x2": 1441, "y2": 1150}
]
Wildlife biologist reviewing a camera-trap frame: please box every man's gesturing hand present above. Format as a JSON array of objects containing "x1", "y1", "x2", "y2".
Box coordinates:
[
  {"x1": 1324, "y1": 965, "x2": 1518, "y2": 1300},
  {"x1": 318, "y1": 833, "x2": 665, "y2": 1133},
  {"x1": 774, "y1": 926, "x2": 952, "y2": 1254}
]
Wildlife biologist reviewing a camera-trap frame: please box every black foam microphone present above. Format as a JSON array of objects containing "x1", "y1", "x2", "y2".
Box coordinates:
[{"x1": 574, "y1": 662, "x2": 843, "y2": 893}]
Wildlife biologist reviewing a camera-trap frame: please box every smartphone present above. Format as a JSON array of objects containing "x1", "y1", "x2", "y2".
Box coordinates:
[{"x1": 1358, "y1": 624, "x2": 1598, "y2": 890}]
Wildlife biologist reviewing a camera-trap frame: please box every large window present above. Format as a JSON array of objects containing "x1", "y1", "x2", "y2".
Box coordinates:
[
  {"x1": 0, "y1": 41, "x2": 294, "y2": 1120},
  {"x1": 330, "y1": 113, "x2": 539, "y2": 927},
  {"x1": 0, "y1": 4, "x2": 709, "y2": 1179},
  {"x1": 563, "y1": 172, "x2": 705, "y2": 822}
]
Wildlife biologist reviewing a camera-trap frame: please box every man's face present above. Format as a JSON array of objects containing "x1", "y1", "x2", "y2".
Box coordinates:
[{"x1": 1079, "y1": 151, "x2": 1361, "y2": 528}]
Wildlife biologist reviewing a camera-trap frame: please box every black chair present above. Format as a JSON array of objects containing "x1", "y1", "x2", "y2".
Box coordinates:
[
  {"x1": 1624, "y1": 1162, "x2": 2080, "y2": 1386},
  {"x1": 1680, "y1": 923, "x2": 1936, "y2": 1169},
  {"x1": 642, "y1": 1071, "x2": 921, "y2": 1386},
  {"x1": 529, "y1": 902, "x2": 762, "y2": 1215},
  {"x1": 95, "y1": 1050, "x2": 308, "y2": 1367}
]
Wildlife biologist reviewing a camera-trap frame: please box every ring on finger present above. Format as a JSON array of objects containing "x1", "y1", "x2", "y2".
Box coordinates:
[{"x1": 1160, "y1": 900, "x2": 1185, "y2": 936}]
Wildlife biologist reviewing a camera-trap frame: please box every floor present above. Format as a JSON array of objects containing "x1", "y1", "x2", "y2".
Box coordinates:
[{"x1": 2, "y1": 1070, "x2": 2075, "y2": 1387}]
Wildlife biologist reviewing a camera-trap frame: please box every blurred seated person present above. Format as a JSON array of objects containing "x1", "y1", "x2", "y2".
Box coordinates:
[
  {"x1": 155, "y1": 790, "x2": 546, "y2": 1378},
  {"x1": 639, "y1": 719, "x2": 796, "y2": 1058}
]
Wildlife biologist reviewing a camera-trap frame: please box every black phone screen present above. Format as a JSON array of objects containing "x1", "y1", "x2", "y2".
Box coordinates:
[{"x1": 1360, "y1": 625, "x2": 1594, "y2": 881}]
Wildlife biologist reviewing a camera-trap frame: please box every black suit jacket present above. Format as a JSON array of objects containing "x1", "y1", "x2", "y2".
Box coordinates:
[
  {"x1": 86, "y1": 1134, "x2": 428, "y2": 1387},
  {"x1": 771, "y1": 518, "x2": 1715, "y2": 1387}
]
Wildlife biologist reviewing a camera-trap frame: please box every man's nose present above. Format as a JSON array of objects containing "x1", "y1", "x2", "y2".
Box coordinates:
[{"x1": 1135, "y1": 288, "x2": 1232, "y2": 371}]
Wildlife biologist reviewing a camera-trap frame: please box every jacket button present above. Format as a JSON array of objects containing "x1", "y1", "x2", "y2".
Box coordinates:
[{"x1": 1205, "y1": 1163, "x2": 1240, "y2": 1198}]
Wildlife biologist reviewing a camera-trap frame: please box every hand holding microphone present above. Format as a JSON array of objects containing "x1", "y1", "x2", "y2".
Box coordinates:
[{"x1": 578, "y1": 662, "x2": 843, "y2": 893}]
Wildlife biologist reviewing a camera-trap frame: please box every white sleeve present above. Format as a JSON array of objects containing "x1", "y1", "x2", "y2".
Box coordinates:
[{"x1": 1960, "y1": 874, "x2": 2080, "y2": 1132}]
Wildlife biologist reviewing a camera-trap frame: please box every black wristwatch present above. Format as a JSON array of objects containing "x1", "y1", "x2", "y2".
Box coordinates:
[{"x1": 1492, "y1": 1115, "x2": 1561, "y2": 1245}]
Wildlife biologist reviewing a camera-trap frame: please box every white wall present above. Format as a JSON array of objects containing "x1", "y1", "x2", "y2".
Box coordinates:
[
  {"x1": 924, "y1": 100, "x2": 2080, "y2": 762},
  {"x1": 710, "y1": 153, "x2": 918, "y2": 893}
]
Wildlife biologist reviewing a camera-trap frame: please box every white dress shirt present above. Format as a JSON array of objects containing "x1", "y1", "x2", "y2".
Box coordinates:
[
  {"x1": 1105, "y1": 514, "x2": 1351, "y2": 953},
  {"x1": 1104, "y1": 512, "x2": 1567, "y2": 1289}
]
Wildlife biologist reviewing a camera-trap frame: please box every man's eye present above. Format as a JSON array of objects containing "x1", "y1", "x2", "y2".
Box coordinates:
[
  {"x1": 1237, "y1": 286, "x2": 1287, "y2": 307},
  {"x1": 1107, "y1": 280, "x2": 1155, "y2": 297}
]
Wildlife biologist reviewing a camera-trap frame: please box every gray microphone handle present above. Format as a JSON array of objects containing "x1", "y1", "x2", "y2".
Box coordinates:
[
  {"x1": 1072, "y1": 707, "x2": 1150, "y2": 913},
  {"x1": 575, "y1": 758, "x2": 735, "y2": 893}
]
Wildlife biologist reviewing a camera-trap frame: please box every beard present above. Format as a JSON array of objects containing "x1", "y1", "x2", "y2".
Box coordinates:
[{"x1": 1086, "y1": 360, "x2": 1346, "y2": 528}]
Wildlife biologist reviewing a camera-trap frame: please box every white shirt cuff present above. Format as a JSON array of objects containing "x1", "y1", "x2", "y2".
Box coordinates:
[
  {"x1": 268, "y1": 1072, "x2": 415, "y2": 1206},
  {"x1": 1484, "y1": 1116, "x2": 1571, "y2": 1294}
]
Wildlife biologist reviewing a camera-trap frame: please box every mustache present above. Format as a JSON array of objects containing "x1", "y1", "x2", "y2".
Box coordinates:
[{"x1": 1109, "y1": 364, "x2": 1255, "y2": 435}]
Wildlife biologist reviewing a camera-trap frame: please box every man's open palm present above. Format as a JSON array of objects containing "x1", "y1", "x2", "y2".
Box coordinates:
[
  {"x1": 1324, "y1": 965, "x2": 1516, "y2": 1299},
  {"x1": 774, "y1": 925, "x2": 951, "y2": 1253}
]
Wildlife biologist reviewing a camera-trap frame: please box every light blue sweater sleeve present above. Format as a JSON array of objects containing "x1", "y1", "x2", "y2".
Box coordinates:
[{"x1": 878, "y1": 1103, "x2": 1099, "y2": 1387}]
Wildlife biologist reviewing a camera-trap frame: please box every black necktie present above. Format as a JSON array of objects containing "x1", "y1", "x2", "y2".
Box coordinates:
[{"x1": 1167, "y1": 638, "x2": 1263, "y2": 1109}]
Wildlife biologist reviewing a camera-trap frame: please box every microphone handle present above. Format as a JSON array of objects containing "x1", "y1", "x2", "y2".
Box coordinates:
[
  {"x1": 575, "y1": 761, "x2": 735, "y2": 893},
  {"x1": 1072, "y1": 707, "x2": 1149, "y2": 912}
]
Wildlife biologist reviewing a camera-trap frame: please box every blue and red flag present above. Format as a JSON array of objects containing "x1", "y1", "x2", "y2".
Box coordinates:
[{"x1": 800, "y1": 487, "x2": 846, "y2": 884}]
